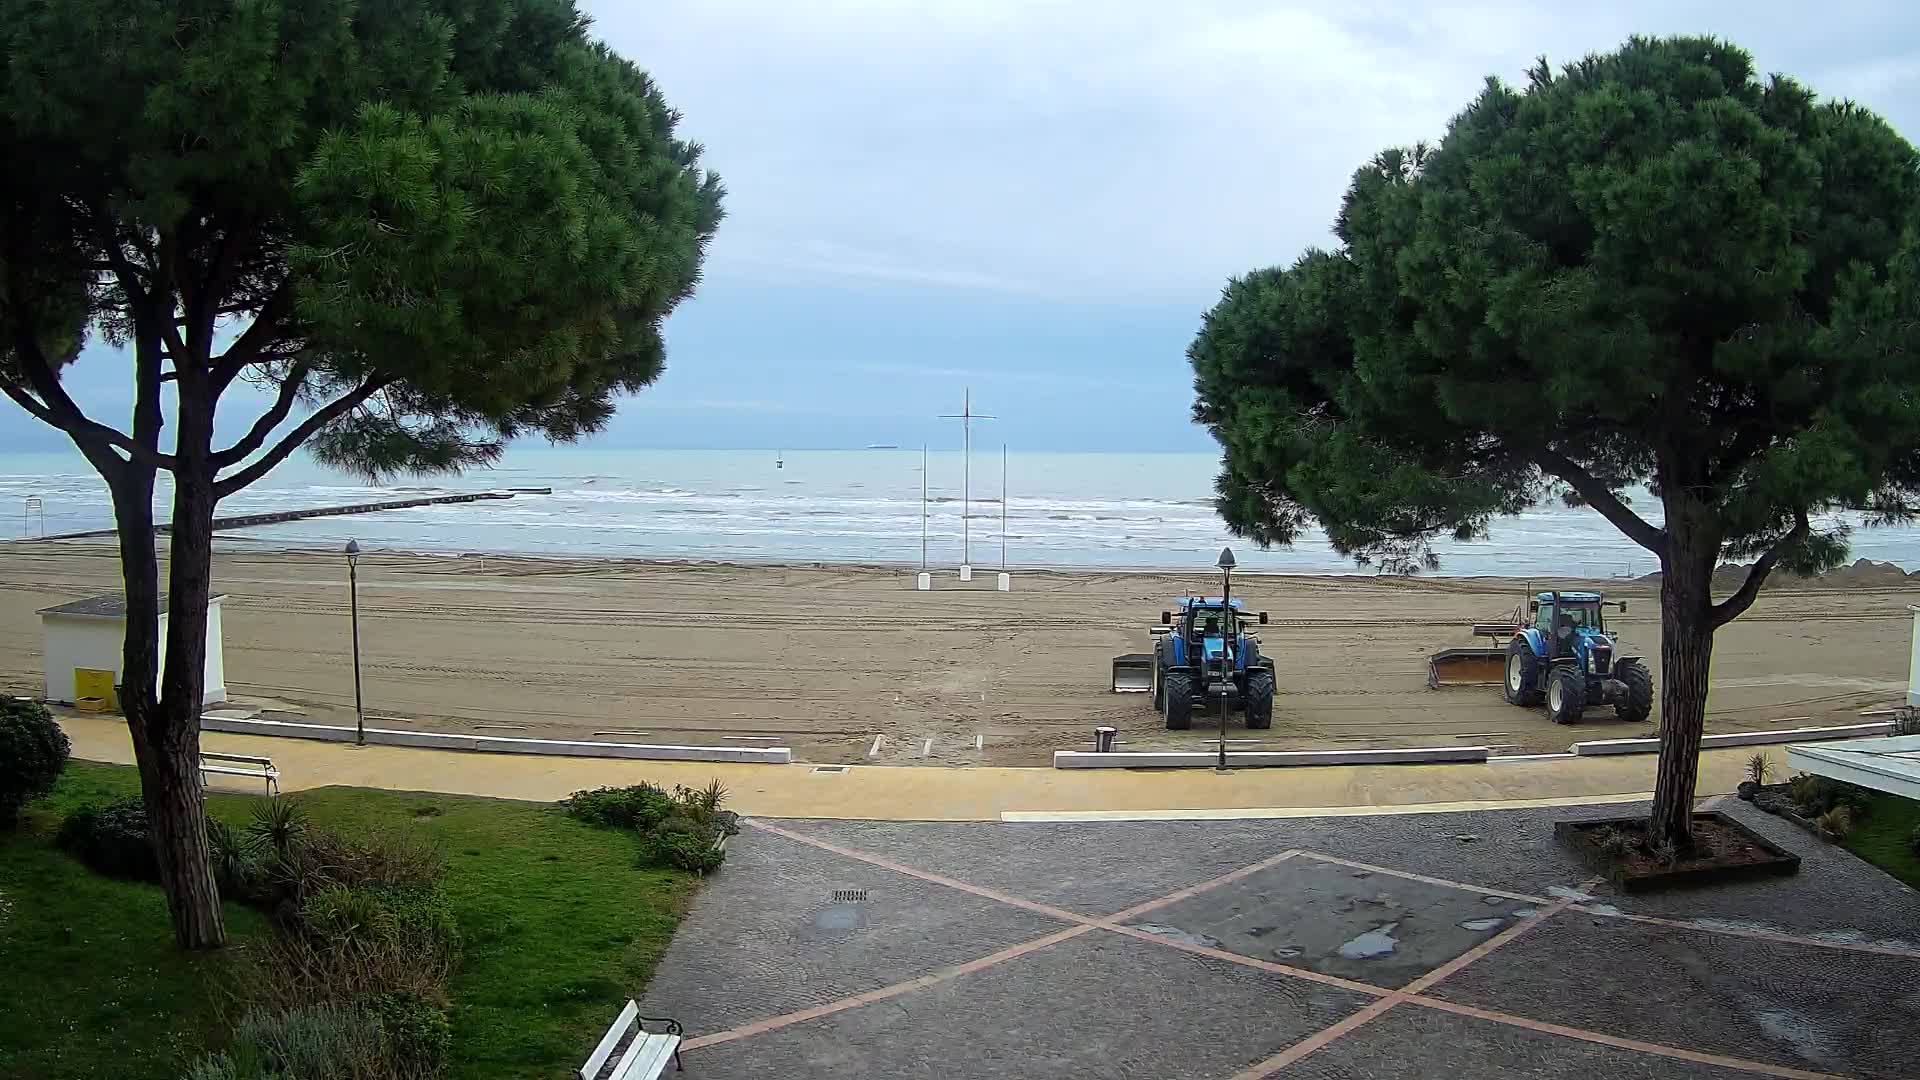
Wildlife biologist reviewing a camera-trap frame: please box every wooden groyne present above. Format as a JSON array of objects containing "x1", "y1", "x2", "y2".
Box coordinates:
[{"x1": 32, "y1": 489, "x2": 547, "y2": 542}]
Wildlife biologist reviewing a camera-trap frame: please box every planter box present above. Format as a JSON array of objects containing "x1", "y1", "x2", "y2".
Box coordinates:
[{"x1": 1555, "y1": 812, "x2": 1801, "y2": 893}]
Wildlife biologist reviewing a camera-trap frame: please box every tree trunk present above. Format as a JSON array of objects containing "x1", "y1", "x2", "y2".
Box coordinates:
[{"x1": 1648, "y1": 496, "x2": 1721, "y2": 851}]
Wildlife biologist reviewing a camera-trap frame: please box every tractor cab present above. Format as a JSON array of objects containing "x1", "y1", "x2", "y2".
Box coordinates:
[{"x1": 1532, "y1": 592, "x2": 1608, "y2": 658}]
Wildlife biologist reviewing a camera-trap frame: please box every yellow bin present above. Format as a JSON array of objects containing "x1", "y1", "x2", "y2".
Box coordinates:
[{"x1": 73, "y1": 668, "x2": 118, "y2": 712}]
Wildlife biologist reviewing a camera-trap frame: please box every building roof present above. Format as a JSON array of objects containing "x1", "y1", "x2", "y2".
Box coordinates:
[
  {"x1": 1786, "y1": 733, "x2": 1920, "y2": 801},
  {"x1": 37, "y1": 593, "x2": 225, "y2": 619}
]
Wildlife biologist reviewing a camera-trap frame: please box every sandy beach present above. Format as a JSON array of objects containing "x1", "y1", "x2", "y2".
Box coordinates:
[{"x1": 0, "y1": 543, "x2": 1912, "y2": 765}]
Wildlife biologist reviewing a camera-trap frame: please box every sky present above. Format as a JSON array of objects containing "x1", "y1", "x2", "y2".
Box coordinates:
[{"x1": 6, "y1": 1, "x2": 1920, "y2": 455}]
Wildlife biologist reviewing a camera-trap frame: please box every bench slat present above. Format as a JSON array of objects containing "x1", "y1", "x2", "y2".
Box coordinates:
[
  {"x1": 613, "y1": 1033, "x2": 678, "y2": 1080},
  {"x1": 200, "y1": 765, "x2": 277, "y2": 776},
  {"x1": 580, "y1": 1000, "x2": 640, "y2": 1080},
  {"x1": 201, "y1": 752, "x2": 274, "y2": 766}
]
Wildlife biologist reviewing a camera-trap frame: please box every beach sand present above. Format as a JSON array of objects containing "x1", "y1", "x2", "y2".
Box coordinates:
[{"x1": 0, "y1": 543, "x2": 1911, "y2": 765}]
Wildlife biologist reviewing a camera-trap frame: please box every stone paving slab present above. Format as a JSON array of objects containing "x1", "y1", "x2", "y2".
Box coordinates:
[
  {"x1": 682, "y1": 928, "x2": 1376, "y2": 1079},
  {"x1": 1429, "y1": 910, "x2": 1920, "y2": 1079},
  {"x1": 1288, "y1": 1004, "x2": 1759, "y2": 1079},
  {"x1": 1128, "y1": 856, "x2": 1534, "y2": 989},
  {"x1": 1593, "y1": 800, "x2": 1920, "y2": 944},
  {"x1": 637, "y1": 826, "x2": 1072, "y2": 1033}
]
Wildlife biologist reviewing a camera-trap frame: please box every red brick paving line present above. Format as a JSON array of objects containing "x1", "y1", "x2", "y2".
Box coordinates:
[
  {"x1": 699, "y1": 824, "x2": 1872, "y2": 1078},
  {"x1": 1569, "y1": 905, "x2": 1920, "y2": 959},
  {"x1": 1401, "y1": 998, "x2": 1845, "y2": 1080},
  {"x1": 1298, "y1": 849, "x2": 1920, "y2": 962},
  {"x1": 680, "y1": 924, "x2": 1098, "y2": 1052},
  {"x1": 1227, "y1": 884, "x2": 1595, "y2": 1079},
  {"x1": 1290, "y1": 851, "x2": 1552, "y2": 904}
]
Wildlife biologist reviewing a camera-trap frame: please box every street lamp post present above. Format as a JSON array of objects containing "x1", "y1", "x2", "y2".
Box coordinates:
[
  {"x1": 1216, "y1": 546, "x2": 1235, "y2": 771},
  {"x1": 345, "y1": 539, "x2": 365, "y2": 747}
]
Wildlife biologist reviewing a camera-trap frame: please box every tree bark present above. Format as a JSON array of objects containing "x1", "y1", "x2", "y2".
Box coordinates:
[
  {"x1": 141, "y1": 363, "x2": 226, "y2": 950},
  {"x1": 1647, "y1": 493, "x2": 1721, "y2": 851}
]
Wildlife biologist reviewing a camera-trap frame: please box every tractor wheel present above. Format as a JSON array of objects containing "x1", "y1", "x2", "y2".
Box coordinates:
[
  {"x1": 1163, "y1": 672, "x2": 1194, "y2": 731},
  {"x1": 1152, "y1": 640, "x2": 1166, "y2": 710},
  {"x1": 1244, "y1": 668, "x2": 1275, "y2": 729},
  {"x1": 1614, "y1": 659, "x2": 1653, "y2": 723},
  {"x1": 1504, "y1": 638, "x2": 1543, "y2": 707},
  {"x1": 1547, "y1": 667, "x2": 1586, "y2": 725}
]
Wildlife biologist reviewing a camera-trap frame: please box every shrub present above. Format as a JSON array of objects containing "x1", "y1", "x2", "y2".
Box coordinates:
[
  {"x1": 236, "y1": 885, "x2": 461, "y2": 1011},
  {"x1": 1815, "y1": 805, "x2": 1855, "y2": 840},
  {"x1": 1791, "y1": 775, "x2": 1873, "y2": 819},
  {"x1": 372, "y1": 991, "x2": 452, "y2": 1079},
  {"x1": 563, "y1": 783, "x2": 675, "y2": 829},
  {"x1": 228, "y1": 1003, "x2": 385, "y2": 1080},
  {"x1": 0, "y1": 698, "x2": 70, "y2": 828},
  {"x1": 210, "y1": 818, "x2": 271, "y2": 903},
  {"x1": 1910, "y1": 824, "x2": 1920, "y2": 857},
  {"x1": 57, "y1": 797, "x2": 159, "y2": 881},
  {"x1": 1744, "y1": 753, "x2": 1772, "y2": 786}
]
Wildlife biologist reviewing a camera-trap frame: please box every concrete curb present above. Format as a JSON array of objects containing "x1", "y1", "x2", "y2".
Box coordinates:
[
  {"x1": 198, "y1": 715, "x2": 792, "y2": 764},
  {"x1": 1569, "y1": 721, "x2": 1893, "y2": 757},
  {"x1": 1052, "y1": 746, "x2": 1489, "y2": 769}
]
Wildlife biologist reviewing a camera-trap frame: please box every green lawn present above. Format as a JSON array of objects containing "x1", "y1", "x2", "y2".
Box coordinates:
[
  {"x1": 0, "y1": 762, "x2": 700, "y2": 1080},
  {"x1": 1844, "y1": 790, "x2": 1920, "y2": 890}
]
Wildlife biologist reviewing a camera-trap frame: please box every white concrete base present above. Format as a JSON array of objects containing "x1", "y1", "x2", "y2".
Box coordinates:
[
  {"x1": 1003, "y1": 791, "x2": 1655, "y2": 822},
  {"x1": 1569, "y1": 721, "x2": 1894, "y2": 756},
  {"x1": 959, "y1": 564, "x2": 973, "y2": 581},
  {"x1": 198, "y1": 715, "x2": 791, "y2": 764},
  {"x1": 1053, "y1": 746, "x2": 1489, "y2": 769},
  {"x1": 997, "y1": 572, "x2": 1011, "y2": 591},
  {"x1": 916, "y1": 572, "x2": 932, "y2": 591}
]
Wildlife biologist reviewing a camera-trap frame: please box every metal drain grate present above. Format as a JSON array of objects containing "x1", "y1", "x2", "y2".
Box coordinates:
[
  {"x1": 832, "y1": 889, "x2": 869, "y2": 904},
  {"x1": 812, "y1": 765, "x2": 850, "y2": 774}
]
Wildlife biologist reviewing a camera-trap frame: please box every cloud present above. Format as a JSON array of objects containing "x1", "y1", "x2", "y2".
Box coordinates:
[{"x1": 586, "y1": 1, "x2": 1920, "y2": 304}]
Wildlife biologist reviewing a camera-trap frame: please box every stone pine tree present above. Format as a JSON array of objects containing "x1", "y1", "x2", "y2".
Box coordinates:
[
  {"x1": 1192, "y1": 36, "x2": 1919, "y2": 849},
  {"x1": 0, "y1": 0, "x2": 723, "y2": 948}
]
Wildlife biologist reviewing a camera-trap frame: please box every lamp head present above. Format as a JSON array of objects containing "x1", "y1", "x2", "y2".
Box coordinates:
[{"x1": 1216, "y1": 546, "x2": 1236, "y2": 571}]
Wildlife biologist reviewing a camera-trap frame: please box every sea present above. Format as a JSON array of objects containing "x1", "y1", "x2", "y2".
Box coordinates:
[{"x1": 3, "y1": 447, "x2": 1917, "y2": 577}]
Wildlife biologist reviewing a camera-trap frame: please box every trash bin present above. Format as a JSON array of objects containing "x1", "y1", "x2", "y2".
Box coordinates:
[{"x1": 1094, "y1": 726, "x2": 1117, "y2": 752}]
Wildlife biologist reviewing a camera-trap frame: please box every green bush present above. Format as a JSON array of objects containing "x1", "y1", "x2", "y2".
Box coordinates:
[
  {"x1": 229, "y1": 1003, "x2": 385, "y2": 1079},
  {"x1": 0, "y1": 698, "x2": 70, "y2": 827},
  {"x1": 236, "y1": 884, "x2": 462, "y2": 1012},
  {"x1": 562, "y1": 783, "x2": 675, "y2": 829},
  {"x1": 1816, "y1": 805, "x2": 1856, "y2": 840},
  {"x1": 57, "y1": 796, "x2": 159, "y2": 881},
  {"x1": 1791, "y1": 775, "x2": 1874, "y2": 819},
  {"x1": 372, "y1": 991, "x2": 452, "y2": 1078}
]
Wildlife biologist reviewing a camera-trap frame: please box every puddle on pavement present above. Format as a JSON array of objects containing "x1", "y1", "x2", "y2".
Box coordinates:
[
  {"x1": 1546, "y1": 885, "x2": 1595, "y2": 902},
  {"x1": 1457, "y1": 917, "x2": 1505, "y2": 932},
  {"x1": 1132, "y1": 923, "x2": 1223, "y2": 950},
  {"x1": 1337, "y1": 922, "x2": 1400, "y2": 959}
]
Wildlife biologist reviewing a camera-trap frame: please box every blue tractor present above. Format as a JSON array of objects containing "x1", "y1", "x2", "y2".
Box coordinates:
[
  {"x1": 1502, "y1": 591, "x2": 1654, "y2": 725},
  {"x1": 1112, "y1": 597, "x2": 1274, "y2": 730}
]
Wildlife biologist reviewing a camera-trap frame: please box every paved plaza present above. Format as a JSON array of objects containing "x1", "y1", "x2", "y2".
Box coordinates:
[{"x1": 641, "y1": 799, "x2": 1920, "y2": 1078}]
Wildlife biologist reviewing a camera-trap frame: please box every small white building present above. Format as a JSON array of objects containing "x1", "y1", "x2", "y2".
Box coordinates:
[{"x1": 38, "y1": 594, "x2": 227, "y2": 707}]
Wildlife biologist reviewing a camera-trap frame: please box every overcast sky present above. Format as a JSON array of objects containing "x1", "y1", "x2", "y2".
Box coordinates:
[{"x1": 9, "y1": 2, "x2": 1920, "y2": 455}]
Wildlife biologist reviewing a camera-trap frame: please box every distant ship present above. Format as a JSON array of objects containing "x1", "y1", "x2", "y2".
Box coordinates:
[{"x1": 865, "y1": 443, "x2": 900, "y2": 449}]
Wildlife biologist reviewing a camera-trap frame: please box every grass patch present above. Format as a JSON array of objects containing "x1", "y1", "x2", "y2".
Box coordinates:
[
  {"x1": 0, "y1": 762, "x2": 700, "y2": 1080},
  {"x1": 1843, "y1": 790, "x2": 1920, "y2": 890}
]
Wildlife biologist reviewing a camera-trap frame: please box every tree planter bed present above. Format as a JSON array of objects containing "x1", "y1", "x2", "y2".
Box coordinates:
[{"x1": 1555, "y1": 812, "x2": 1800, "y2": 892}]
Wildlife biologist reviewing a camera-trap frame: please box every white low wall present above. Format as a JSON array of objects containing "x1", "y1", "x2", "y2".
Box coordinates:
[
  {"x1": 198, "y1": 715, "x2": 792, "y2": 764},
  {"x1": 1569, "y1": 721, "x2": 1894, "y2": 757},
  {"x1": 1053, "y1": 746, "x2": 1489, "y2": 769}
]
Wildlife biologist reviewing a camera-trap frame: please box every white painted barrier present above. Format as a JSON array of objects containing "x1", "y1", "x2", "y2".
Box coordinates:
[
  {"x1": 198, "y1": 715, "x2": 792, "y2": 764},
  {"x1": 1053, "y1": 746, "x2": 1489, "y2": 769},
  {"x1": 1569, "y1": 721, "x2": 1894, "y2": 757}
]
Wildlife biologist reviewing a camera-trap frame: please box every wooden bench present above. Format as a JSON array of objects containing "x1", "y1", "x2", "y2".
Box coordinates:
[
  {"x1": 581, "y1": 1000, "x2": 682, "y2": 1080},
  {"x1": 199, "y1": 752, "x2": 279, "y2": 796}
]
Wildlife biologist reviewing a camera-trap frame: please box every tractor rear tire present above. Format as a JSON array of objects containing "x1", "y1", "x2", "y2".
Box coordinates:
[
  {"x1": 1504, "y1": 638, "x2": 1543, "y2": 707},
  {"x1": 1244, "y1": 669, "x2": 1275, "y2": 729},
  {"x1": 1614, "y1": 659, "x2": 1653, "y2": 723},
  {"x1": 1152, "y1": 640, "x2": 1166, "y2": 711},
  {"x1": 1164, "y1": 672, "x2": 1194, "y2": 731},
  {"x1": 1547, "y1": 667, "x2": 1586, "y2": 725}
]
